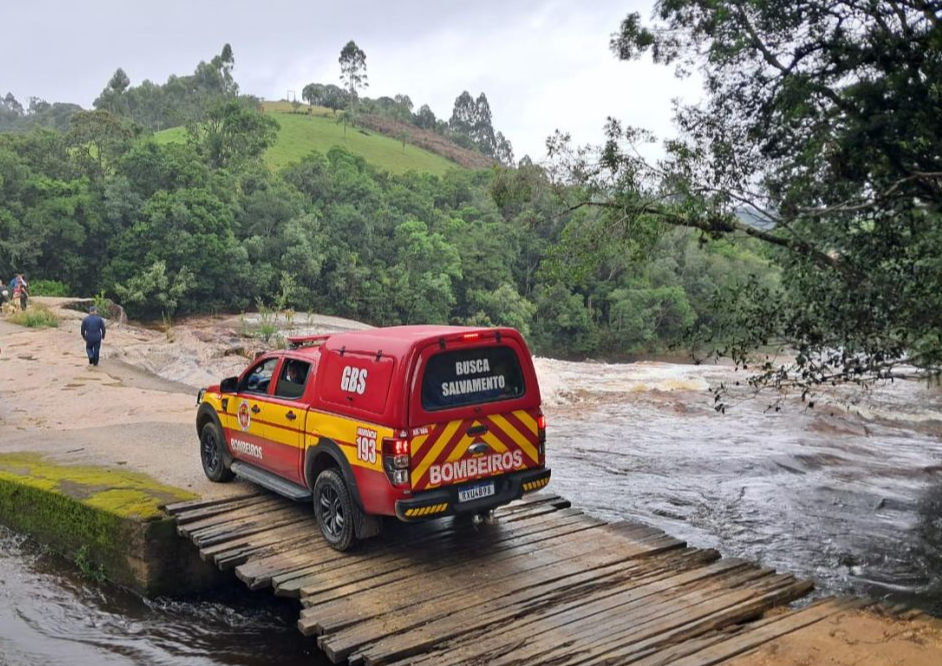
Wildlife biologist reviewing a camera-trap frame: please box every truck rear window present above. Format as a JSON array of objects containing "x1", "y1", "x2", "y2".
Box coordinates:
[{"x1": 422, "y1": 346, "x2": 525, "y2": 411}]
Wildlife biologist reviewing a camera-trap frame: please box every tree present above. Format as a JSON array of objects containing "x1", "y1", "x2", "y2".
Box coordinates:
[
  {"x1": 414, "y1": 104, "x2": 437, "y2": 130},
  {"x1": 93, "y1": 68, "x2": 131, "y2": 117},
  {"x1": 550, "y1": 2, "x2": 942, "y2": 390},
  {"x1": 495, "y1": 131, "x2": 514, "y2": 167},
  {"x1": 105, "y1": 188, "x2": 242, "y2": 313},
  {"x1": 188, "y1": 98, "x2": 279, "y2": 169},
  {"x1": 320, "y1": 84, "x2": 349, "y2": 114},
  {"x1": 113, "y1": 260, "x2": 193, "y2": 319},
  {"x1": 335, "y1": 109, "x2": 356, "y2": 137},
  {"x1": 449, "y1": 91, "x2": 509, "y2": 160},
  {"x1": 389, "y1": 219, "x2": 462, "y2": 324},
  {"x1": 449, "y1": 92, "x2": 476, "y2": 137},
  {"x1": 302, "y1": 82, "x2": 326, "y2": 107},
  {"x1": 2, "y1": 93, "x2": 24, "y2": 116},
  {"x1": 338, "y1": 40, "x2": 368, "y2": 100},
  {"x1": 67, "y1": 109, "x2": 134, "y2": 173}
]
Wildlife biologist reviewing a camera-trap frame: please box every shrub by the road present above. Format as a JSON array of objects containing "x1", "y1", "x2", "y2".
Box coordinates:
[{"x1": 8, "y1": 305, "x2": 59, "y2": 328}]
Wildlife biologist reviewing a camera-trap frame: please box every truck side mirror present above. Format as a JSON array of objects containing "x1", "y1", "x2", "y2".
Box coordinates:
[{"x1": 220, "y1": 377, "x2": 238, "y2": 393}]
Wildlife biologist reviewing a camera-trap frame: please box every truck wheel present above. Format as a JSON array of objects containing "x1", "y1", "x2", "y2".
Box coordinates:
[
  {"x1": 313, "y1": 469, "x2": 356, "y2": 551},
  {"x1": 200, "y1": 422, "x2": 234, "y2": 483}
]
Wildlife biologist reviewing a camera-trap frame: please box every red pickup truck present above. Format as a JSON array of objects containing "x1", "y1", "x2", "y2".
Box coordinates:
[{"x1": 196, "y1": 325, "x2": 550, "y2": 550}]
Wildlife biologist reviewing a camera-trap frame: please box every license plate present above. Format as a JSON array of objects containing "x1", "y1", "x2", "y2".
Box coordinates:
[{"x1": 458, "y1": 480, "x2": 495, "y2": 502}]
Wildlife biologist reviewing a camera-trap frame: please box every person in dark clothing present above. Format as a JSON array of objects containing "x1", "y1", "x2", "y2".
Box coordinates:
[
  {"x1": 81, "y1": 305, "x2": 107, "y2": 366},
  {"x1": 15, "y1": 274, "x2": 27, "y2": 311}
]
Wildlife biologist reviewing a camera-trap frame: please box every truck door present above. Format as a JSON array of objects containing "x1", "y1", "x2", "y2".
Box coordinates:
[
  {"x1": 226, "y1": 356, "x2": 279, "y2": 470},
  {"x1": 265, "y1": 357, "x2": 313, "y2": 485}
]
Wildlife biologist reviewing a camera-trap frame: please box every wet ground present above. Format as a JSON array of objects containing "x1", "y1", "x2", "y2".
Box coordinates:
[
  {"x1": 1, "y1": 342, "x2": 940, "y2": 663},
  {"x1": 539, "y1": 359, "x2": 942, "y2": 616},
  {"x1": 0, "y1": 526, "x2": 327, "y2": 666}
]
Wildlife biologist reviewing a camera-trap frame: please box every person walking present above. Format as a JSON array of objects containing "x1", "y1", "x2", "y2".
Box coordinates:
[
  {"x1": 10, "y1": 275, "x2": 22, "y2": 313},
  {"x1": 81, "y1": 305, "x2": 107, "y2": 366},
  {"x1": 16, "y1": 274, "x2": 28, "y2": 311}
]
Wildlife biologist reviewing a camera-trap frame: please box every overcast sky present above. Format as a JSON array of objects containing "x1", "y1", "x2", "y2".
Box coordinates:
[{"x1": 1, "y1": 0, "x2": 700, "y2": 161}]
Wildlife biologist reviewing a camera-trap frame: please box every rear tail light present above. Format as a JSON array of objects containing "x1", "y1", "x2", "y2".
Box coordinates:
[
  {"x1": 383, "y1": 436, "x2": 411, "y2": 488},
  {"x1": 537, "y1": 411, "x2": 546, "y2": 461}
]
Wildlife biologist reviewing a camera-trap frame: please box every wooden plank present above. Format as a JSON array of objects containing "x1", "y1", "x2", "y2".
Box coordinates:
[
  {"x1": 176, "y1": 497, "x2": 295, "y2": 536},
  {"x1": 188, "y1": 506, "x2": 312, "y2": 543},
  {"x1": 167, "y1": 492, "x2": 833, "y2": 666},
  {"x1": 162, "y1": 491, "x2": 263, "y2": 514},
  {"x1": 280, "y1": 510, "x2": 603, "y2": 596},
  {"x1": 573, "y1": 579, "x2": 817, "y2": 666},
  {"x1": 301, "y1": 542, "x2": 713, "y2": 639},
  {"x1": 333, "y1": 557, "x2": 752, "y2": 664},
  {"x1": 396, "y1": 578, "x2": 817, "y2": 666},
  {"x1": 296, "y1": 514, "x2": 662, "y2": 607},
  {"x1": 629, "y1": 597, "x2": 867, "y2": 666},
  {"x1": 213, "y1": 531, "x2": 321, "y2": 570},
  {"x1": 490, "y1": 573, "x2": 806, "y2": 666},
  {"x1": 286, "y1": 511, "x2": 611, "y2": 600},
  {"x1": 198, "y1": 522, "x2": 318, "y2": 560}
]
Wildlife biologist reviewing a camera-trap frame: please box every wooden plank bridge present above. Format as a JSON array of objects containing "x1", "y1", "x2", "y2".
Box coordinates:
[{"x1": 164, "y1": 492, "x2": 866, "y2": 666}]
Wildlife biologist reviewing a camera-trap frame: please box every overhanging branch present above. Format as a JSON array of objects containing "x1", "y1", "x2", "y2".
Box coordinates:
[{"x1": 567, "y1": 199, "x2": 864, "y2": 279}]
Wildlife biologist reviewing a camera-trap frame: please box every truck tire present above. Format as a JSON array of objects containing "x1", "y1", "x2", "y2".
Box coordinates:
[
  {"x1": 314, "y1": 469, "x2": 356, "y2": 551},
  {"x1": 200, "y1": 422, "x2": 234, "y2": 483}
]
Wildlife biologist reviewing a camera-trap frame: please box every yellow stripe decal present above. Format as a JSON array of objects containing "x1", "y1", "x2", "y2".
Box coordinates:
[
  {"x1": 515, "y1": 409, "x2": 539, "y2": 435},
  {"x1": 490, "y1": 413, "x2": 540, "y2": 464},
  {"x1": 413, "y1": 419, "x2": 462, "y2": 484}
]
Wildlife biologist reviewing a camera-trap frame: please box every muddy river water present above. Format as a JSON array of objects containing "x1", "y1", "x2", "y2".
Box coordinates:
[{"x1": 1, "y1": 359, "x2": 941, "y2": 665}]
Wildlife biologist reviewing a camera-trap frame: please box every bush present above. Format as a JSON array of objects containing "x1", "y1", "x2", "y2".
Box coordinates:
[
  {"x1": 29, "y1": 280, "x2": 71, "y2": 297},
  {"x1": 8, "y1": 304, "x2": 59, "y2": 328}
]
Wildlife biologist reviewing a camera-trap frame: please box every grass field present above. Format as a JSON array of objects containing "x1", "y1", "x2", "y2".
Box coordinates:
[{"x1": 154, "y1": 102, "x2": 461, "y2": 176}]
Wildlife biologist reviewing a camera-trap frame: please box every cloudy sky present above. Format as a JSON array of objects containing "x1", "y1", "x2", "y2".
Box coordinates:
[{"x1": 1, "y1": 0, "x2": 700, "y2": 161}]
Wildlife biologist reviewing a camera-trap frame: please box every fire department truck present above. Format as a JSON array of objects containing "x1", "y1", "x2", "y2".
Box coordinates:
[{"x1": 195, "y1": 326, "x2": 550, "y2": 550}]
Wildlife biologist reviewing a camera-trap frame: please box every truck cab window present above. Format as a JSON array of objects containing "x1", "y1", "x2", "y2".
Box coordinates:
[
  {"x1": 275, "y1": 359, "x2": 311, "y2": 399},
  {"x1": 241, "y1": 358, "x2": 278, "y2": 394}
]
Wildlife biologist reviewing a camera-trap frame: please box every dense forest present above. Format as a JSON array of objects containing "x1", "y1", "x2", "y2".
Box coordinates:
[
  {"x1": 0, "y1": 42, "x2": 772, "y2": 360},
  {"x1": 3, "y1": 0, "x2": 938, "y2": 390}
]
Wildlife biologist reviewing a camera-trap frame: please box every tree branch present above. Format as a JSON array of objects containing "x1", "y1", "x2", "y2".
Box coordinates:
[{"x1": 565, "y1": 199, "x2": 864, "y2": 279}]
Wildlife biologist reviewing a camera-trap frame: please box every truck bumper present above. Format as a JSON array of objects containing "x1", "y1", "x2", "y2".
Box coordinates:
[{"x1": 395, "y1": 467, "x2": 551, "y2": 522}]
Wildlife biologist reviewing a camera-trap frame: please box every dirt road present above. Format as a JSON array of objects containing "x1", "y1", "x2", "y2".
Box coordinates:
[{"x1": 0, "y1": 301, "x2": 251, "y2": 497}]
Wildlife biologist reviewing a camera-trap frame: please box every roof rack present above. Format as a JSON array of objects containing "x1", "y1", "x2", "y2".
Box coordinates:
[{"x1": 286, "y1": 334, "x2": 331, "y2": 350}]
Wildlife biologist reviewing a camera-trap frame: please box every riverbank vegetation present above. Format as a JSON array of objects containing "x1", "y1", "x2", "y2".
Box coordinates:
[
  {"x1": 0, "y1": 44, "x2": 773, "y2": 361},
  {"x1": 549, "y1": 1, "x2": 941, "y2": 393},
  {"x1": 7, "y1": 304, "x2": 59, "y2": 328},
  {"x1": 2, "y1": 3, "x2": 937, "y2": 385}
]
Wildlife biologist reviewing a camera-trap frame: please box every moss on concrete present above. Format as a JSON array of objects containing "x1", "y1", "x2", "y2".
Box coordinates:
[
  {"x1": 0, "y1": 453, "x2": 196, "y2": 519},
  {"x1": 0, "y1": 453, "x2": 222, "y2": 596}
]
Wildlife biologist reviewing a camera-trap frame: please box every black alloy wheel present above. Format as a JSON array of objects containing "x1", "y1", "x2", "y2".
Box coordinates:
[
  {"x1": 200, "y1": 422, "x2": 234, "y2": 482},
  {"x1": 313, "y1": 469, "x2": 356, "y2": 551}
]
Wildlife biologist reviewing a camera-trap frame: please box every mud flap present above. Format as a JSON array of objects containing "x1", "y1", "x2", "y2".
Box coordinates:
[{"x1": 354, "y1": 509, "x2": 383, "y2": 539}]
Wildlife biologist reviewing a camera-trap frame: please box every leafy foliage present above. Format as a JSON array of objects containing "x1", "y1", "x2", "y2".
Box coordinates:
[
  {"x1": 339, "y1": 41, "x2": 369, "y2": 99},
  {"x1": 0, "y1": 46, "x2": 782, "y2": 364},
  {"x1": 548, "y1": 1, "x2": 941, "y2": 388}
]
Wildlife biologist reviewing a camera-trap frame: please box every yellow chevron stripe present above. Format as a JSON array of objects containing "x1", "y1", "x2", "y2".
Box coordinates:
[
  {"x1": 490, "y1": 413, "x2": 539, "y2": 464},
  {"x1": 514, "y1": 409, "x2": 539, "y2": 435},
  {"x1": 410, "y1": 433, "x2": 430, "y2": 458},
  {"x1": 412, "y1": 419, "x2": 462, "y2": 485},
  {"x1": 481, "y1": 430, "x2": 509, "y2": 454}
]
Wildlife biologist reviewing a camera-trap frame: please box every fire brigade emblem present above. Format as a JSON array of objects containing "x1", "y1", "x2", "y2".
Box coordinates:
[{"x1": 238, "y1": 400, "x2": 251, "y2": 431}]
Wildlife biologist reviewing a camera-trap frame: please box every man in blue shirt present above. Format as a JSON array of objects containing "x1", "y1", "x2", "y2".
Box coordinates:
[{"x1": 81, "y1": 305, "x2": 107, "y2": 366}]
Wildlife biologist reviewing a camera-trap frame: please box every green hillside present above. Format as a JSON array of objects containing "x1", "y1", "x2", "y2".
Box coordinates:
[{"x1": 154, "y1": 102, "x2": 462, "y2": 176}]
